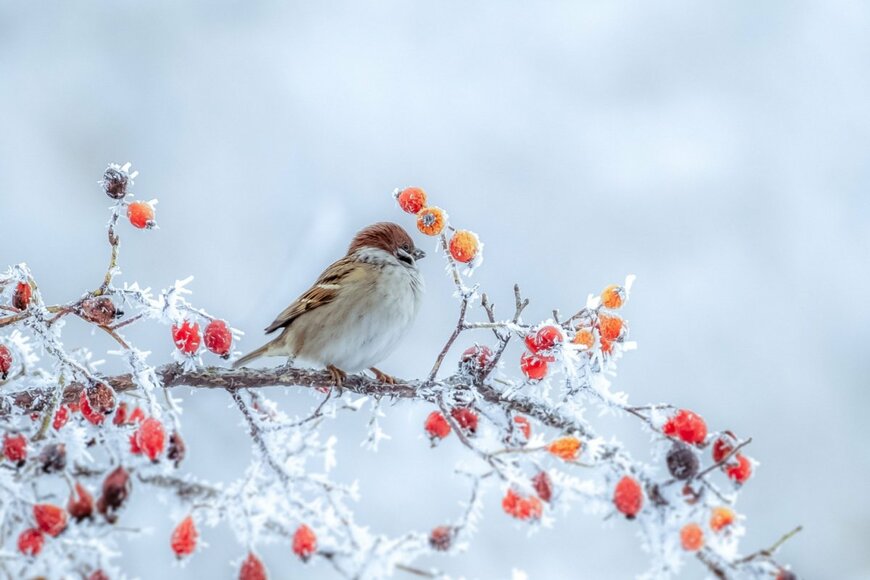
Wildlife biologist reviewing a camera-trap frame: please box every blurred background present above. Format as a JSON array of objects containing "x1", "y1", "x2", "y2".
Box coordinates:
[{"x1": 1, "y1": 1, "x2": 869, "y2": 578}]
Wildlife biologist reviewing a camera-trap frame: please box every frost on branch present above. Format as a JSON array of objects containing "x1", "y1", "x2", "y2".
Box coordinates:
[{"x1": 0, "y1": 169, "x2": 799, "y2": 579}]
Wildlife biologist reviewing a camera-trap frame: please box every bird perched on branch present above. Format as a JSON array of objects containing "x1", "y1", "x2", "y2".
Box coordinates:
[{"x1": 233, "y1": 222, "x2": 425, "y2": 386}]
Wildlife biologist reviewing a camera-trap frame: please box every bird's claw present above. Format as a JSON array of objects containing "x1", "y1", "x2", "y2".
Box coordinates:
[
  {"x1": 369, "y1": 367, "x2": 397, "y2": 385},
  {"x1": 327, "y1": 364, "x2": 347, "y2": 395}
]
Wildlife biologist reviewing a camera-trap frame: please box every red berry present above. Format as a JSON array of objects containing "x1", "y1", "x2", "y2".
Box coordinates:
[
  {"x1": 776, "y1": 570, "x2": 797, "y2": 580},
  {"x1": 239, "y1": 552, "x2": 268, "y2": 580},
  {"x1": 450, "y1": 408, "x2": 479, "y2": 435},
  {"x1": 88, "y1": 570, "x2": 110, "y2": 580},
  {"x1": 532, "y1": 471, "x2": 553, "y2": 503},
  {"x1": 513, "y1": 416, "x2": 531, "y2": 441},
  {"x1": 501, "y1": 489, "x2": 543, "y2": 521},
  {"x1": 80, "y1": 390, "x2": 105, "y2": 426},
  {"x1": 292, "y1": 524, "x2": 317, "y2": 561},
  {"x1": 129, "y1": 433, "x2": 142, "y2": 455},
  {"x1": 204, "y1": 319, "x2": 233, "y2": 358},
  {"x1": 712, "y1": 436, "x2": 735, "y2": 463},
  {"x1": 3, "y1": 433, "x2": 27, "y2": 465},
  {"x1": 129, "y1": 406, "x2": 146, "y2": 424},
  {"x1": 613, "y1": 476, "x2": 643, "y2": 519},
  {"x1": 17, "y1": 528, "x2": 44, "y2": 557},
  {"x1": 13, "y1": 281, "x2": 32, "y2": 310},
  {"x1": 172, "y1": 320, "x2": 201, "y2": 355},
  {"x1": 680, "y1": 522, "x2": 704, "y2": 551},
  {"x1": 127, "y1": 201, "x2": 155, "y2": 229},
  {"x1": 53, "y1": 405, "x2": 70, "y2": 430},
  {"x1": 396, "y1": 187, "x2": 427, "y2": 214},
  {"x1": 725, "y1": 454, "x2": 753, "y2": 484},
  {"x1": 520, "y1": 352, "x2": 548, "y2": 380},
  {"x1": 424, "y1": 411, "x2": 451, "y2": 440},
  {"x1": 526, "y1": 325, "x2": 563, "y2": 356},
  {"x1": 662, "y1": 409, "x2": 708, "y2": 446},
  {"x1": 459, "y1": 344, "x2": 493, "y2": 372},
  {"x1": 171, "y1": 515, "x2": 198, "y2": 558},
  {"x1": 33, "y1": 503, "x2": 67, "y2": 537},
  {"x1": 429, "y1": 526, "x2": 454, "y2": 551},
  {"x1": 113, "y1": 402, "x2": 128, "y2": 426},
  {"x1": 68, "y1": 482, "x2": 95, "y2": 522},
  {"x1": 0, "y1": 345, "x2": 13, "y2": 380},
  {"x1": 598, "y1": 314, "x2": 625, "y2": 341},
  {"x1": 135, "y1": 417, "x2": 166, "y2": 461}
]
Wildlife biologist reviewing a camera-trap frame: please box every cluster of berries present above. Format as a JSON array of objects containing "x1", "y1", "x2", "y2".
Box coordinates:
[{"x1": 396, "y1": 187, "x2": 481, "y2": 265}]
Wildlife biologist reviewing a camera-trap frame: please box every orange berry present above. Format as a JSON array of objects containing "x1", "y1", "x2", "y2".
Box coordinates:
[
  {"x1": 600, "y1": 337, "x2": 614, "y2": 355},
  {"x1": 572, "y1": 328, "x2": 594, "y2": 349},
  {"x1": 601, "y1": 284, "x2": 625, "y2": 309},
  {"x1": 448, "y1": 230, "x2": 480, "y2": 263},
  {"x1": 396, "y1": 187, "x2": 427, "y2": 214},
  {"x1": 170, "y1": 515, "x2": 198, "y2": 558},
  {"x1": 598, "y1": 314, "x2": 625, "y2": 341},
  {"x1": 680, "y1": 522, "x2": 704, "y2": 551},
  {"x1": 710, "y1": 506, "x2": 735, "y2": 532},
  {"x1": 547, "y1": 436, "x2": 582, "y2": 461},
  {"x1": 416, "y1": 206, "x2": 447, "y2": 236},
  {"x1": 292, "y1": 524, "x2": 317, "y2": 561},
  {"x1": 126, "y1": 201, "x2": 155, "y2": 229}
]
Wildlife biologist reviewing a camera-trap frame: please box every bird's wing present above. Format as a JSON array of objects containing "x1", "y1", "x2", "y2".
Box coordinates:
[{"x1": 264, "y1": 257, "x2": 360, "y2": 334}]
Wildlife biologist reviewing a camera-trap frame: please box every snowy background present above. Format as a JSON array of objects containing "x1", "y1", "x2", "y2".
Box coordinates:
[{"x1": 2, "y1": 1, "x2": 869, "y2": 578}]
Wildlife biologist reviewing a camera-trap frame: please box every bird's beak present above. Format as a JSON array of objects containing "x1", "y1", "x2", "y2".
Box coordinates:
[{"x1": 413, "y1": 247, "x2": 426, "y2": 260}]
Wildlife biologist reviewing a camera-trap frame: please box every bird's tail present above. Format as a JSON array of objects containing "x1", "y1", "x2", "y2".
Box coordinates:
[{"x1": 232, "y1": 342, "x2": 274, "y2": 369}]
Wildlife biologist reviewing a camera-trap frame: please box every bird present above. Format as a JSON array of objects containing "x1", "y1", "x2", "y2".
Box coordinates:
[{"x1": 232, "y1": 222, "x2": 425, "y2": 387}]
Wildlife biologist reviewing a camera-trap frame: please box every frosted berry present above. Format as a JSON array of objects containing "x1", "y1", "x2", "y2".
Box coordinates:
[
  {"x1": 53, "y1": 404, "x2": 70, "y2": 430},
  {"x1": 424, "y1": 411, "x2": 451, "y2": 441},
  {"x1": 416, "y1": 207, "x2": 447, "y2": 236},
  {"x1": 0, "y1": 345, "x2": 13, "y2": 380},
  {"x1": 396, "y1": 187, "x2": 427, "y2": 214},
  {"x1": 292, "y1": 524, "x2": 317, "y2": 561},
  {"x1": 97, "y1": 466, "x2": 131, "y2": 523},
  {"x1": 725, "y1": 454, "x2": 753, "y2": 484},
  {"x1": 129, "y1": 406, "x2": 146, "y2": 424},
  {"x1": 666, "y1": 443, "x2": 699, "y2": 480},
  {"x1": 712, "y1": 435, "x2": 736, "y2": 463},
  {"x1": 600, "y1": 337, "x2": 614, "y2": 355},
  {"x1": 113, "y1": 402, "x2": 129, "y2": 426},
  {"x1": 520, "y1": 352, "x2": 548, "y2": 380},
  {"x1": 129, "y1": 433, "x2": 143, "y2": 455},
  {"x1": 87, "y1": 382, "x2": 116, "y2": 415},
  {"x1": 89, "y1": 570, "x2": 110, "y2": 580},
  {"x1": 600, "y1": 284, "x2": 626, "y2": 309},
  {"x1": 13, "y1": 281, "x2": 32, "y2": 310},
  {"x1": 80, "y1": 297, "x2": 119, "y2": 326},
  {"x1": 38, "y1": 442, "x2": 67, "y2": 474},
  {"x1": 127, "y1": 201, "x2": 155, "y2": 229},
  {"x1": 532, "y1": 471, "x2": 553, "y2": 503},
  {"x1": 172, "y1": 320, "x2": 201, "y2": 355},
  {"x1": 680, "y1": 522, "x2": 704, "y2": 551},
  {"x1": 17, "y1": 528, "x2": 44, "y2": 557},
  {"x1": 613, "y1": 476, "x2": 643, "y2": 519},
  {"x1": 171, "y1": 515, "x2": 198, "y2": 558},
  {"x1": 34, "y1": 503, "x2": 67, "y2": 537},
  {"x1": 776, "y1": 570, "x2": 797, "y2": 580},
  {"x1": 3, "y1": 433, "x2": 27, "y2": 466},
  {"x1": 102, "y1": 165, "x2": 130, "y2": 199},
  {"x1": 450, "y1": 407, "x2": 478, "y2": 435},
  {"x1": 429, "y1": 525, "x2": 454, "y2": 551},
  {"x1": 598, "y1": 313, "x2": 625, "y2": 342},
  {"x1": 459, "y1": 344, "x2": 493, "y2": 373},
  {"x1": 168, "y1": 431, "x2": 186, "y2": 467},
  {"x1": 135, "y1": 417, "x2": 166, "y2": 462},
  {"x1": 448, "y1": 230, "x2": 480, "y2": 263},
  {"x1": 68, "y1": 482, "x2": 95, "y2": 522},
  {"x1": 204, "y1": 319, "x2": 233, "y2": 358},
  {"x1": 572, "y1": 328, "x2": 594, "y2": 349},
  {"x1": 547, "y1": 436, "x2": 582, "y2": 461},
  {"x1": 239, "y1": 552, "x2": 268, "y2": 580},
  {"x1": 710, "y1": 506, "x2": 736, "y2": 532},
  {"x1": 501, "y1": 489, "x2": 543, "y2": 521},
  {"x1": 662, "y1": 409, "x2": 707, "y2": 446},
  {"x1": 80, "y1": 390, "x2": 105, "y2": 426},
  {"x1": 525, "y1": 325, "x2": 564, "y2": 356},
  {"x1": 513, "y1": 416, "x2": 531, "y2": 441}
]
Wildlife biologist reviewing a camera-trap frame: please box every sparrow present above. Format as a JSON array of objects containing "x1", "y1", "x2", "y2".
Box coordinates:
[{"x1": 233, "y1": 222, "x2": 425, "y2": 386}]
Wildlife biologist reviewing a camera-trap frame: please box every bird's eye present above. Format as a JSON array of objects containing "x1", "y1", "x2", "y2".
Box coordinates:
[{"x1": 401, "y1": 243, "x2": 410, "y2": 252}]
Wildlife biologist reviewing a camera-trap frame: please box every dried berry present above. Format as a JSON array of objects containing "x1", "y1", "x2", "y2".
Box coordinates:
[
  {"x1": 53, "y1": 404, "x2": 70, "y2": 430},
  {"x1": 102, "y1": 165, "x2": 130, "y2": 199},
  {"x1": 666, "y1": 443, "x2": 699, "y2": 480},
  {"x1": 459, "y1": 344, "x2": 493, "y2": 373},
  {"x1": 532, "y1": 471, "x2": 553, "y2": 503},
  {"x1": 572, "y1": 328, "x2": 594, "y2": 349},
  {"x1": 680, "y1": 522, "x2": 704, "y2": 551},
  {"x1": 127, "y1": 201, "x2": 155, "y2": 229},
  {"x1": 68, "y1": 482, "x2": 95, "y2": 522},
  {"x1": 396, "y1": 187, "x2": 427, "y2": 214},
  {"x1": 613, "y1": 476, "x2": 643, "y2": 519},
  {"x1": 239, "y1": 552, "x2": 268, "y2": 580},
  {"x1": 86, "y1": 382, "x2": 116, "y2": 416},
  {"x1": 13, "y1": 281, "x2": 32, "y2": 310},
  {"x1": 710, "y1": 506, "x2": 736, "y2": 532},
  {"x1": 97, "y1": 466, "x2": 131, "y2": 522},
  {"x1": 520, "y1": 352, "x2": 548, "y2": 380},
  {"x1": 662, "y1": 409, "x2": 708, "y2": 446},
  {"x1": 450, "y1": 408, "x2": 479, "y2": 435},
  {"x1": 448, "y1": 230, "x2": 480, "y2": 263},
  {"x1": 171, "y1": 515, "x2": 198, "y2": 558},
  {"x1": 168, "y1": 431, "x2": 186, "y2": 467},
  {"x1": 34, "y1": 503, "x2": 67, "y2": 537},
  {"x1": 3, "y1": 433, "x2": 27, "y2": 466},
  {"x1": 501, "y1": 489, "x2": 543, "y2": 521},
  {"x1": 600, "y1": 284, "x2": 626, "y2": 309},
  {"x1": 424, "y1": 411, "x2": 451, "y2": 441},
  {"x1": 292, "y1": 524, "x2": 317, "y2": 561},
  {"x1": 429, "y1": 525, "x2": 454, "y2": 551},
  {"x1": 725, "y1": 454, "x2": 753, "y2": 484},
  {"x1": 204, "y1": 319, "x2": 233, "y2": 358},
  {"x1": 135, "y1": 417, "x2": 166, "y2": 462},
  {"x1": 112, "y1": 402, "x2": 128, "y2": 426},
  {"x1": 172, "y1": 320, "x2": 202, "y2": 355},
  {"x1": 0, "y1": 345, "x2": 13, "y2": 380},
  {"x1": 17, "y1": 528, "x2": 44, "y2": 556},
  {"x1": 598, "y1": 313, "x2": 625, "y2": 342},
  {"x1": 547, "y1": 436, "x2": 582, "y2": 461},
  {"x1": 79, "y1": 297, "x2": 119, "y2": 326},
  {"x1": 38, "y1": 443, "x2": 67, "y2": 474},
  {"x1": 416, "y1": 206, "x2": 447, "y2": 236}
]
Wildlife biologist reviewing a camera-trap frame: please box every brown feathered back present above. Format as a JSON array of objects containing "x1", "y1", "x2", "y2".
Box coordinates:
[{"x1": 347, "y1": 222, "x2": 414, "y2": 256}]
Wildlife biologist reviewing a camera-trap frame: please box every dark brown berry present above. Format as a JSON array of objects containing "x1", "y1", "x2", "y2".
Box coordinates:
[
  {"x1": 38, "y1": 443, "x2": 66, "y2": 474},
  {"x1": 86, "y1": 382, "x2": 116, "y2": 415},
  {"x1": 98, "y1": 466, "x2": 131, "y2": 523},
  {"x1": 429, "y1": 526, "x2": 454, "y2": 551},
  {"x1": 68, "y1": 482, "x2": 95, "y2": 522},
  {"x1": 532, "y1": 471, "x2": 553, "y2": 503},
  {"x1": 167, "y1": 431, "x2": 186, "y2": 468},
  {"x1": 102, "y1": 167, "x2": 129, "y2": 199},
  {"x1": 79, "y1": 297, "x2": 119, "y2": 326},
  {"x1": 666, "y1": 443, "x2": 699, "y2": 480}
]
